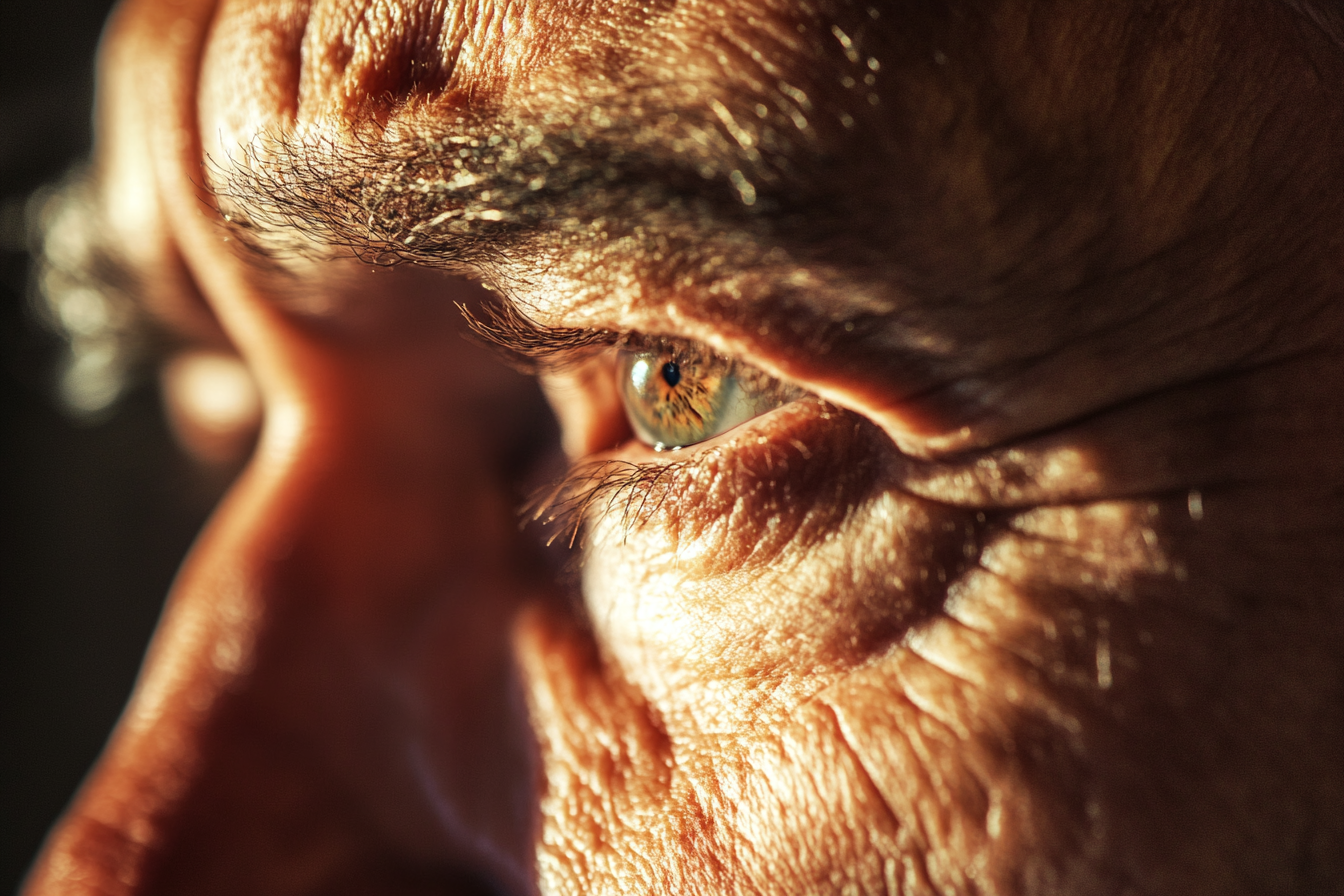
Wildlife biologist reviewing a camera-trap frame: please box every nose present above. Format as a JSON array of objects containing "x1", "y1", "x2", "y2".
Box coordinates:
[{"x1": 22, "y1": 270, "x2": 549, "y2": 896}]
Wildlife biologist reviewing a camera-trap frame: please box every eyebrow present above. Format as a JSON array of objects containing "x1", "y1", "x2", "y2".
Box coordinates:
[{"x1": 210, "y1": 96, "x2": 852, "y2": 277}]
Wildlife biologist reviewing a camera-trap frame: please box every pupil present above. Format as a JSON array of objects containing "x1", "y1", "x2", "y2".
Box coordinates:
[{"x1": 661, "y1": 361, "x2": 681, "y2": 388}]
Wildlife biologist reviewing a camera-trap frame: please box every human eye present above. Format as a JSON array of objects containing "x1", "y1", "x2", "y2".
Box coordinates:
[
  {"x1": 459, "y1": 301, "x2": 817, "y2": 460},
  {"x1": 615, "y1": 337, "x2": 804, "y2": 452},
  {"x1": 531, "y1": 331, "x2": 830, "y2": 542},
  {"x1": 460, "y1": 302, "x2": 865, "y2": 543}
]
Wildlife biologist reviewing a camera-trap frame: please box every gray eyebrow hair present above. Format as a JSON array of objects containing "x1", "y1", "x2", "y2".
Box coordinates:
[{"x1": 209, "y1": 94, "x2": 861, "y2": 279}]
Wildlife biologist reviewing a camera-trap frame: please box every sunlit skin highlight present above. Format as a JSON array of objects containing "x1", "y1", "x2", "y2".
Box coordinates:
[{"x1": 20, "y1": 1, "x2": 1344, "y2": 895}]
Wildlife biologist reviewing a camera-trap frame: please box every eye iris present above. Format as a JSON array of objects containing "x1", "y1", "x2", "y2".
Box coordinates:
[
  {"x1": 616, "y1": 343, "x2": 800, "y2": 451},
  {"x1": 619, "y1": 350, "x2": 727, "y2": 450}
]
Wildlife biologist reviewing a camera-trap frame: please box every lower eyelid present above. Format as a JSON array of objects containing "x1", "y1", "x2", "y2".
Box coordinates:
[{"x1": 530, "y1": 397, "x2": 873, "y2": 556}]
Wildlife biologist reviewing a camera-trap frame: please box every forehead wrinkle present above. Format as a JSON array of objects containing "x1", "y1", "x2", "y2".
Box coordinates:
[
  {"x1": 293, "y1": 0, "x2": 655, "y2": 120},
  {"x1": 299, "y1": 0, "x2": 457, "y2": 114}
]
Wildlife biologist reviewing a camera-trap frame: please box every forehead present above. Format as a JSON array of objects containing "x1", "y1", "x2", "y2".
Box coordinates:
[
  {"x1": 206, "y1": 0, "x2": 971, "y2": 128},
  {"x1": 206, "y1": 0, "x2": 921, "y2": 262}
]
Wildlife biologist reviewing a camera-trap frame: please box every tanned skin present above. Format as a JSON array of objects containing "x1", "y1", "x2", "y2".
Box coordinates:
[{"x1": 23, "y1": 1, "x2": 1344, "y2": 894}]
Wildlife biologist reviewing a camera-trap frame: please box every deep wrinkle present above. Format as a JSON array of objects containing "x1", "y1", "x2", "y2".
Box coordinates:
[{"x1": 20, "y1": 0, "x2": 1344, "y2": 893}]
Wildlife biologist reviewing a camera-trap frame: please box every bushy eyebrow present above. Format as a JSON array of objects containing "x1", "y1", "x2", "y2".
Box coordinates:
[{"x1": 209, "y1": 94, "x2": 849, "y2": 277}]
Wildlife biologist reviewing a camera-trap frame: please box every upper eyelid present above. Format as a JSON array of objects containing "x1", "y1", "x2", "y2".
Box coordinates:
[{"x1": 459, "y1": 300, "x2": 744, "y2": 375}]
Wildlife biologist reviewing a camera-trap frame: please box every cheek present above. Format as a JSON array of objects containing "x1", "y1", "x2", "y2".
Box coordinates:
[
  {"x1": 580, "y1": 485, "x2": 978, "y2": 732},
  {"x1": 573, "y1": 413, "x2": 984, "y2": 735},
  {"x1": 516, "y1": 607, "x2": 916, "y2": 895},
  {"x1": 526, "y1": 472, "x2": 1307, "y2": 894}
]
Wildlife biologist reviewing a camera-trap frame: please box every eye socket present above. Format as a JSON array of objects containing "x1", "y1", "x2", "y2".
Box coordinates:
[{"x1": 615, "y1": 341, "x2": 802, "y2": 450}]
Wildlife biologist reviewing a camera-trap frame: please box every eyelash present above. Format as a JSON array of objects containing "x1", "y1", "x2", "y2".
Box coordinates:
[
  {"x1": 460, "y1": 299, "x2": 729, "y2": 376},
  {"x1": 523, "y1": 457, "x2": 691, "y2": 548},
  {"x1": 458, "y1": 300, "x2": 619, "y2": 372}
]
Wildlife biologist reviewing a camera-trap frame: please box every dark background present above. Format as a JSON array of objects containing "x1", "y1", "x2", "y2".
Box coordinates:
[{"x1": 0, "y1": 1, "x2": 227, "y2": 890}]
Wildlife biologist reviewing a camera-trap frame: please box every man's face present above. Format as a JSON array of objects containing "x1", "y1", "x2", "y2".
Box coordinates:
[{"x1": 24, "y1": 1, "x2": 1344, "y2": 894}]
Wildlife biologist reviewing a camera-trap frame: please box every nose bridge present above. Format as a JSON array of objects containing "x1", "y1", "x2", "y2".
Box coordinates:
[{"x1": 24, "y1": 361, "x2": 541, "y2": 896}]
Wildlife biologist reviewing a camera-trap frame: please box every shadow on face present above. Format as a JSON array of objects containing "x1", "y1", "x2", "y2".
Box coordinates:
[{"x1": 17, "y1": 0, "x2": 1344, "y2": 894}]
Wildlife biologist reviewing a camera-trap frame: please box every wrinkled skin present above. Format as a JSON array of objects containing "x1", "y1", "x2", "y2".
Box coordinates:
[{"x1": 22, "y1": 1, "x2": 1344, "y2": 895}]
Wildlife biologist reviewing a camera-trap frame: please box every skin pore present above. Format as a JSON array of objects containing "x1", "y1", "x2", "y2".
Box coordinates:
[{"x1": 23, "y1": 1, "x2": 1344, "y2": 895}]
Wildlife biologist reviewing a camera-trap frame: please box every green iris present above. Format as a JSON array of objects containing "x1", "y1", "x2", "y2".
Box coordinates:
[{"x1": 616, "y1": 343, "x2": 799, "y2": 450}]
